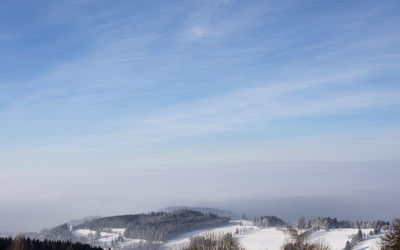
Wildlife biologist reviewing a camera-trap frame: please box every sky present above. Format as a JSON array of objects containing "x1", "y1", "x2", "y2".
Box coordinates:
[{"x1": 1, "y1": 0, "x2": 400, "y2": 232}]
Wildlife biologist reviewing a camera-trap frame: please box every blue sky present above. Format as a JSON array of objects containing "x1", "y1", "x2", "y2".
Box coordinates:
[{"x1": 1, "y1": 0, "x2": 400, "y2": 231}]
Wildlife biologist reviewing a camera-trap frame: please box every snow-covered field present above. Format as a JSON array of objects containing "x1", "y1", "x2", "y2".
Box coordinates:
[
  {"x1": 237, "y1": 227, "x2": 286, "y2": 250},
  {"x1": 71, "y1": 221, "x2": 384, "y2": 250}
]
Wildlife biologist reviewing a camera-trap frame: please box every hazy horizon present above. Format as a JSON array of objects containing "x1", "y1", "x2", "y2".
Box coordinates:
[
  {"x1": 2, "y1": 161, "x2": 399, "y2": 232},
  {"x1": 1, "y1": 0, "x2": 400, "y2": 234}
]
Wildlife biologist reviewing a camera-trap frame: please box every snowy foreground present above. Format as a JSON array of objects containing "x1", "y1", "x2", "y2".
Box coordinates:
[
  {"x1": 72, "y1": 220, "x2": 383, "y2": 250},
  {"x1": 164, "y1": 221, "x2": 381, "y2": 250}
]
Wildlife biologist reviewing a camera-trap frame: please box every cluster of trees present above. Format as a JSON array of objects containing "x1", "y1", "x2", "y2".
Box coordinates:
[
  {"x1": 252, "y1": 215, "x2": 285, "y2": 228},
  {"x1": 184, "y1": 232, "x2": 244, "y2": 250},
  {"x1": 0, "y1": 237, "x2": 103, "y2": 250},
  {"x1": 298, "y1": 217, "x2": 390, "y2": 231},
  {"x1": 307, "y1": 217, "x2": 352, "y2": 230},
  {"x1": 358, "y1": 220, "x2": 390, "y2": 230},
  {"x1": 123, "y1": 210, "x2": 229, "y2": 241}
]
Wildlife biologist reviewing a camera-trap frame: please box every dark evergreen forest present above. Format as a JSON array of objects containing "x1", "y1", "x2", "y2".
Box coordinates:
[{"x1": 0, "y1": 237, "x2": 103, "y2": 250}]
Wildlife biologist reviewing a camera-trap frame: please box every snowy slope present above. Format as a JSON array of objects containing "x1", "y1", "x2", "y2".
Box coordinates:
[
  {"x1": 353, "y1": 234, "x2": 383, "y2": 250},
  {"x1": 310, "y1": 229, "x2": 373, "y2": 250},
  {"x1": 72, "y1": 228, "x2": 96, "y2": 238},
  {"x1": 71, "y1": 221, "x2": 384, "y2": 250},
  {"x1": 164, "y1": 220, "x2": 282, "y2": 250},
  {"x1": 237, "y1": 228, "x2": 286, "y2": 250},
  {"x1": 164, "y1": 220, "x2": 256, "y2": 250},
  {"x1": 163, "y1": 221, "x2": 382, "y2": 250}
]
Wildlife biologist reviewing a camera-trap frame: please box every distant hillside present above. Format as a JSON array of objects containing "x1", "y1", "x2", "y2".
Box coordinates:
[
  {"x1": 22, "y1": 209, "x2": 230, "y2": 248},
  {"x1": 75, "y1": 209, "x2": 230, "y2": 241},
  {"x1": 17, "y1": 210, "x2": 391, "y2": 250},
  {"x1": 161, "y1": 206, "x2": 239, "y2": 219}
]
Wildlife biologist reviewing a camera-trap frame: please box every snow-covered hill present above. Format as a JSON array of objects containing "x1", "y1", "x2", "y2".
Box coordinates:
[
  {"x1": 163, "y1": 220, "x2": 383, "y2": 250},
  {"x1": 68, "y1": 219, "x2": 385, "y2": 249}
]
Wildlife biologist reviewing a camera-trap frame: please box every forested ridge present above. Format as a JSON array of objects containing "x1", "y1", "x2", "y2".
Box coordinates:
[
  {"x1": 24, "y1": 209, "x2": 229, "y2": 244},
  {"x1": 76, "y1": 209, "x2": 229, "y2": 241}
]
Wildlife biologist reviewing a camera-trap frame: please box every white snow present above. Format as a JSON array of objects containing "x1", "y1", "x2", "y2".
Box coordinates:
[
  {"x1": 163, "y1": 221, "x2": 284, "y2": 250},
  {"x1": 163, "y1": 221, "x2": 383, "y2": 250},
  {"x1": 118, "y1": 238, "x2": 146, "y2": 247},
  {"x1": 310, "y1": 229, "x2": 373, "y2": 250},
  {"x1": 164, "y1": 220, "x2": 255, "y2": 250},
  {"x1": 72, "y1": 229, "x2": 96, "y2": 238},
  {"x1": 72, "y1": 223, "x2": 385, "y2": 250},
  {"x1": 353, "y1": 233, "x2": 383, "y2": 250},
  {"x1": 112, "y1": 228, "x2": 126, "y2": 234},
  {"x1": 97, "y1": 232, "x2": 118, "y2": 243},
  {"x1": 238, "y1": 228, "x2": 286, "y2": 250}
]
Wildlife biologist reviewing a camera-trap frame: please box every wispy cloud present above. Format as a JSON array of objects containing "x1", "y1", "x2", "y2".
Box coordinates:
[{"x1": 1, "y1": 0, "x2": 400, "y2": 158}]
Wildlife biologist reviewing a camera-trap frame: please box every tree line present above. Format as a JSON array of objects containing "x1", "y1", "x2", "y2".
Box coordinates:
[
  {"x1": 0, "y1": 237, "x2": 103, "y2": 250},
  {"x1": 252, "y1": 215, "x2": 286, "y2": 227},
  {"x1": 297, "y1": 216, "x2": 390, "y2": 231}
]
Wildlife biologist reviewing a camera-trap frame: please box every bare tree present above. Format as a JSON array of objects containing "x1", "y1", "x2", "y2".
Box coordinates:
[
  {"x1": 281, "y1": 224, "x2": 331, "y2": 250},
  {"x1": 298, "y1": 217, "x2": 306, "y2": 229}
]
